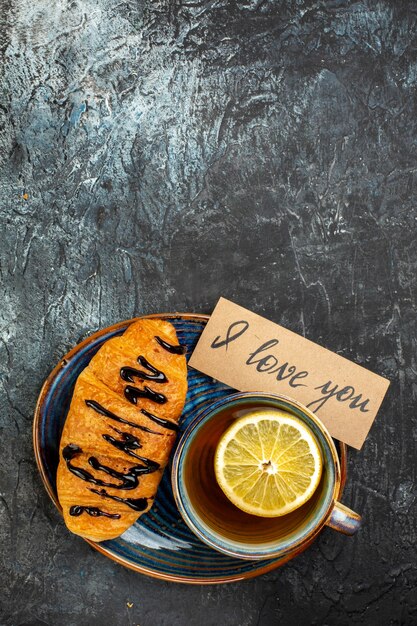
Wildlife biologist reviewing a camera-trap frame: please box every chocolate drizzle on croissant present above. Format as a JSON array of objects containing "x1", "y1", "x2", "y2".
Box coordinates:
[
  {"x1": 85, "y1": 399, "x2": 162, "y2": 435},
  {"x1": 62, "y1": 444, "x2": 156, "y2": 490},
  {"x1": 140, "y1": 408, "x2": 179, "y2": 432},
  {"x1": 155, "y1": 336, "x2": 187, "y2": 354},
  {"x1": 58, "y1": 325, "x2": 187, "y2": 531},
  {"x1": 90, "y1": 488, "x2": 151, "y2": 512},
  {"x1": 124, "y1": 384, "x2": 167, "y2": 405},
  {"x1": 70, "y1": 505, "x2": 121, "y2": 519},
  {"x1": 120, "y1": 355, "x2": 168, "y2": 384}
]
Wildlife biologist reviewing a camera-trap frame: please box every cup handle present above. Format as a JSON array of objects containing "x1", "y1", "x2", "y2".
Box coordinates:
[{"x1": 326, "y1": 501, "x2": 362, "y2": 536}]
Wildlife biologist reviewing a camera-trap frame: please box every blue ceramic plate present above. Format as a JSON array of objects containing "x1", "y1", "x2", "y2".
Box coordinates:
[{"x1": 33, "y1": 314, "x2": 347, "y2": 584}]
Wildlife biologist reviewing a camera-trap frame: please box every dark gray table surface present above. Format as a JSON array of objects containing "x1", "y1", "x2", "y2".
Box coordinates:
[{"x1": 1, "y1": 1, "x2": 416, "y2": 624}]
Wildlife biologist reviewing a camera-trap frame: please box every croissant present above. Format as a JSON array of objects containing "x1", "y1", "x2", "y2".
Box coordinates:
[{"x1": 57, "y1": 319, "x2": 187, "y2": 541}]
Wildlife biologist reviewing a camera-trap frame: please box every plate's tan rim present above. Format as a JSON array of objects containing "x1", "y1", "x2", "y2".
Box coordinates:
[{"x1": 33, "y1": 312, "x2": 348, "y2": 585}]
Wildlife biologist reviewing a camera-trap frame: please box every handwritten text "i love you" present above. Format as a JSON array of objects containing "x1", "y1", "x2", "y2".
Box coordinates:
[{"x1": 211, "y1": 320, "x2": 371, "y2": 414}]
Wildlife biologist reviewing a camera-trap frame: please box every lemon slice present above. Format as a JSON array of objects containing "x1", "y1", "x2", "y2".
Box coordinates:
[{"x1": 214, "y1": 409, "x2": 322, "y2": 517}]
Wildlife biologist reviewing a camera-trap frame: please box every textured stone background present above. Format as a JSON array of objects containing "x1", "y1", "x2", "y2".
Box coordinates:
[{"x1": 1, "y1": 0, "x2": 417, "y2": 624}]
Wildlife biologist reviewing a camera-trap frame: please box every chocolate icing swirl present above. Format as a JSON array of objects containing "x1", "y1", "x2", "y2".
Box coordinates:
[
  {"x1": 155, "y1": 335, "x2": 186, "y2": 354},
  {"x1": 69, "y1": 505, "x2": 120, "y2": 519},
  {"x1": 124, "y1": 385, "x2": 167, "y2": 405},
  {"x1": 120, "y1": 356, "x2": 167, "y2": 384}
]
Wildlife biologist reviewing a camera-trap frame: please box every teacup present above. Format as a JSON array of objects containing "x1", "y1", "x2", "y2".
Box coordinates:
[{"x1": 171, "y1": 392, "x2": 361, "y2": 560}]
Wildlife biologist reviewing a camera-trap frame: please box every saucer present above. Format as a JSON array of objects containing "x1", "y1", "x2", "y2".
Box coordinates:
[{"x1": 33, "y1": 314, "x2": 347, "y2": 584}]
